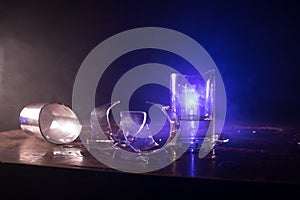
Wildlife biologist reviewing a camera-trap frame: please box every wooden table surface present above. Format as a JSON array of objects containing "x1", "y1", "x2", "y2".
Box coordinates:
[{"x1": 0, "y1": 122, "x2": 299, "y2": 196}]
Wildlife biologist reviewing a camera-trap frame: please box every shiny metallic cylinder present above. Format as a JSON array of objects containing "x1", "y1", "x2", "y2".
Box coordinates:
[{"x1": 19, "y1": 103, "x2": 82, "y2": 144}]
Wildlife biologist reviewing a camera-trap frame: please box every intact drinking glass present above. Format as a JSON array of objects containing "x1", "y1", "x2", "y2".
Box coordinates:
[
  {"x1": 19, "y1": 103, "x2": 82, "y2": 144},
  {"x1": 170, "y1": 70, "x2": 217, "y2": 154}
]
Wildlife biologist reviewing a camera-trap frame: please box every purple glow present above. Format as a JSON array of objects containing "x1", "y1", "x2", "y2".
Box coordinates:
[{"x1": 183, "y1": 85, "x2": 200, "y2": 116}]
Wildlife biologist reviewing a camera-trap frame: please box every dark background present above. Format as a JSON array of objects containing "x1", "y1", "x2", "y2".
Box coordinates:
[{"x1": 0, "y1": 0, "x2": 299, "y2": 131}]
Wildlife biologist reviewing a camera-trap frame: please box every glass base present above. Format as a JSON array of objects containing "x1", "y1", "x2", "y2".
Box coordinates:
[{"x1": 175, "y1": 137, "x2": 218, "y2": 159}]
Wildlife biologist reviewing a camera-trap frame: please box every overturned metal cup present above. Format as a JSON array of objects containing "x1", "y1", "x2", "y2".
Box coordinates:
[{"x1": 19, "y1": 103, "x2": 82, "y2": 144}]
